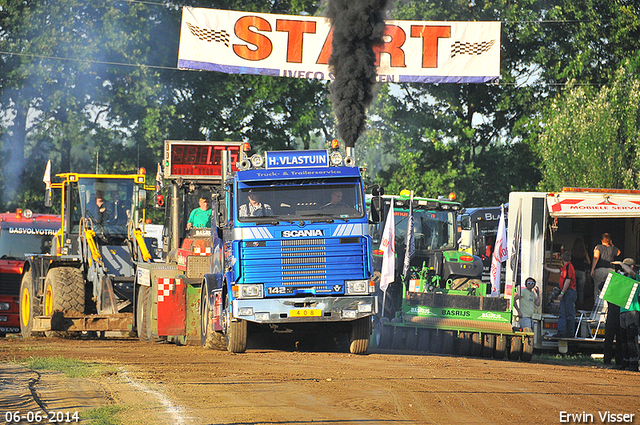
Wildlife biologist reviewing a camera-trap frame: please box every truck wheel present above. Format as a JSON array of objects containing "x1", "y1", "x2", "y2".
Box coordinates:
[
  {"x1": 200, "y1": 290, "x2": 225, "y2": 350},
  {"x1": 20, "y1": 272, "x2": 43, "y2": 338},
  {"x1": 224, "y1": 308, "x2": 247, "y2": 353},
  {"x1": 470, "y1": 332, "x2": 482, "y2": 357},
  {"x1": 508, "y1": 335, "x2": 522, "y2": 361},
  {"x1": 494, "y1": 334, "x2": 507, "y2": 360},
  {"x1": 136, "y1": 285, "x2": 151, "y2": 342},
  {"x1": 349, "y1": 317, "x2": 371, "y2": 354},
  {"x1": 482, "y1": 333, "x2": 496, "y2": 358},
  {"x1": 521, "y1": 327, "x2": 534, "y2": 362},
  {"x1": 43, "y1": 267, "x2": 84, "y2": 337}
]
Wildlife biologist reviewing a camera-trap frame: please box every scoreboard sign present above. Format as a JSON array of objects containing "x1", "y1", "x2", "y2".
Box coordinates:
[{"x1": 164, "y1": 140, "x2": 243, "y2": 180}]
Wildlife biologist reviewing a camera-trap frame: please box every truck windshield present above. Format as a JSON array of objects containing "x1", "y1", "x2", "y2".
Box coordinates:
[
  {"x1": 393, "y1": 209, "x2": 456, "y2": 251},
  {"x1": 75, "y1": 178, "x2": 136, "y2": 236},
  {"x1": 0, "y1": 228, "x2": 57, "y2": 259},
  {"x1": 237, "y1": 180, "x2": 365, "y2": 222}
]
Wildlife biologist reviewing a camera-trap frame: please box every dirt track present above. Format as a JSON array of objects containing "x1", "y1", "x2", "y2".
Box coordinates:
[{"x1": 1, "y1": 336, "x2": 639, "y2": 425}]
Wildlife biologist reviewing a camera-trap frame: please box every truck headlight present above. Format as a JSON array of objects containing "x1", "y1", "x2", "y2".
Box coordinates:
[
  {"x1": 345, "y1": 280, "x2": 368, "y2": 295},
  {"x1": 330, "y1": 151, "x2": 343, "y2": 166},
  {"x1": 0, "y1": 302, "x2": 10, "y2": 311},
  {"x1": 234, "y1": 284, "x2": 264, "y2": 299}
]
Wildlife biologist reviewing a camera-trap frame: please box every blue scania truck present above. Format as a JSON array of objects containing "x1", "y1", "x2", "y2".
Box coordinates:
[
  {"x1": 137, "y1": 140, "x2": 381, "y2": 353},
  {"x1": 200, "y1": 142, "x2": 381, "y2": 353}
]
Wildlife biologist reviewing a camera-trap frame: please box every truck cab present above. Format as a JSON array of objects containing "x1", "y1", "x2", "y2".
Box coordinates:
[{"x1": 0, "y1": 210, "x2": 60, "y2": 336}]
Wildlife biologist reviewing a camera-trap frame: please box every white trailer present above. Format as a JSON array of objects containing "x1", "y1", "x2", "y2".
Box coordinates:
[{"x1": 506, "y1": 188, "x2": 640, "y2": 353}]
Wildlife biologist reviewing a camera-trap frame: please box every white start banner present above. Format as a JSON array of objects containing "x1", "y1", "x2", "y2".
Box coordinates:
[{"x1": 178, "y1": 7, "x2": 501, "y2": 83}]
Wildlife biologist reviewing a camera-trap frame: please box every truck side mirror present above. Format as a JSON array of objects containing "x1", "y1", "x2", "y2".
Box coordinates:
[
  {"x1": 44, "y1": 188, "x2": 53, "y2": 208},
  {"x1": 137, "y1": 189, "x2": 147, "y2": 209},
  {"x1": 369, "y1": 195, "x2": 384, "y2": 223},
  {"x1": 213, "y1": 193, "x2": 227, "y2": 228}
]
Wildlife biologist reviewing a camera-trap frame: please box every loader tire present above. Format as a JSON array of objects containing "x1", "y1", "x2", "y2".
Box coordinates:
[
  {"x1": 43, "y1": 267, "x2": 84, "y2": 337},
  {"x1": 20, "y1": 272, "x2": 43, "y2": 338},
  {"x1": 44, "y1": 267, "x2": 85, "y2": 316},
  {"x1": 349, "y1": 317, "x2": 371, "y2": 354}
]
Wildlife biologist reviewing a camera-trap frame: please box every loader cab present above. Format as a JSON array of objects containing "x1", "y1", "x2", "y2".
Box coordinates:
[{"x1": 55, "y1": 175, "x2": 143, "y2": 255}]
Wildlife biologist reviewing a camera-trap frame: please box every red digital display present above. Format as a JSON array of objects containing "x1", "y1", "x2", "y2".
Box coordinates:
[{"x1": 168, "y1": 143, "x2": 241, "y2": 178}]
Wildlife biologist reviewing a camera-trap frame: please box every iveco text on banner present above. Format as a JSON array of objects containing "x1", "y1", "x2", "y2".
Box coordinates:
[{"x1": 178, "y1": 7, "x2": 501, "y2": 84}]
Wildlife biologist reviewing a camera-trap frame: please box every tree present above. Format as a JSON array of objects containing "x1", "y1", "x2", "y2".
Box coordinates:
[
  {"x1": 538, "y1": 64, "x2": 640, "y2": 190},
  {"x1": 361, "y1": 0, "x2": 639, "y2": 205}
]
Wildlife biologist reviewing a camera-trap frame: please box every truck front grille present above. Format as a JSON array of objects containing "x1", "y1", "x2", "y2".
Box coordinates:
[
  {"x1": 0, "y1": 273, "x2": 21, "y2": 296},
  {"x1": 241, "y1": 237, "x2": 366, "y2": 291}
]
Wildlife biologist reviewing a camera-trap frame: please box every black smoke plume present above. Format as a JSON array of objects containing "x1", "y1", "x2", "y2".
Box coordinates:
[{"x1": 327, "y1": 0, "x2": 389, "y2": 148}]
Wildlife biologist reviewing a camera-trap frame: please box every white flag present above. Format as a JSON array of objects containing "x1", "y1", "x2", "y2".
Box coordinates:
[
  {"x1": 380, "y1": 199, "x2": 396, "y2": 292},
  {"x1": 43, "y1": 160, "x2": 51, "y2": 189},
  {"x1": 490, "y1": 204, "x2": 508, "y2": 297},
  {"x1": 402, "y1": 192, "x2": 415, "y2": 282}
]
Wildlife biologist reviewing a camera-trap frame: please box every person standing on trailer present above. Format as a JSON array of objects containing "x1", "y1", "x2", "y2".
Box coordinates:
[
  {"x1": 570, "y1": 236, "x2": 591, "y2": 309},
  {"x1": 513, "y1": 277, "x2": 541, "y2": 330},
  {"x1": 591, "y1": 233, "x2": 620, "y2": 301},
  {"x1": 545, "y1": 251, "x2": 577, "y2": 338},
  {"x1": 592, "y1": 233, "x2": 622, "y2": 365}
]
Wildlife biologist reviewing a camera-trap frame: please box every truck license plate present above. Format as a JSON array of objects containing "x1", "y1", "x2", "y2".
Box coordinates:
[{"x1": 289, "y1": 309, "x2": 321, "y2": 317}]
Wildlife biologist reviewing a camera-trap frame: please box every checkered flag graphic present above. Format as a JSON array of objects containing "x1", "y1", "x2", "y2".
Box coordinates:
[
  {"x1": 450, "y1": 40, "x2": 496, "y2": 58},
  {"x1": 186, "y1": 22, "x2": 230, "y2": 47}
]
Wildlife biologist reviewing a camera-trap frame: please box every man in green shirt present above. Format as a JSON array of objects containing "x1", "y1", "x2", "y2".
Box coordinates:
[{"x1": 186, "y1": 197, "x2": 212, "y2": 230}]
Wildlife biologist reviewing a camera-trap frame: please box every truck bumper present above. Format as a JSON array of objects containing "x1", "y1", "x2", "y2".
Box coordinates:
[{"x1": 233, "y1": 295, "x2": 378, "y2": 324}]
